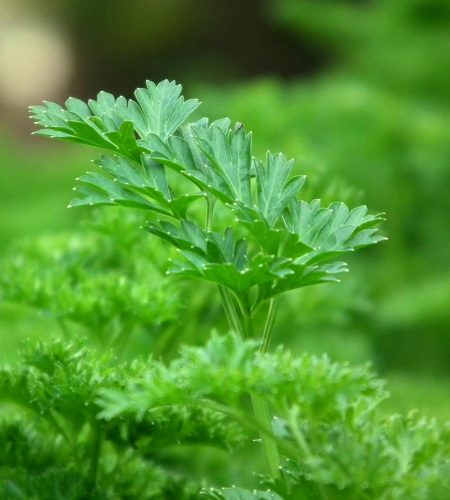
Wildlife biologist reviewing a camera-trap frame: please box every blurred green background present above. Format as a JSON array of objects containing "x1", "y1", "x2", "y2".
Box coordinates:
[{"x1": 0, "y1": 0, "x2": 449, "y2": 420}]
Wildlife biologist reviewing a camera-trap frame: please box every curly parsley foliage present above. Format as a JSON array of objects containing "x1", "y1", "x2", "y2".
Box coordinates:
[
  {"x1": 0, "y1": 209, "x2": 180, "y2": 347},
  {"x1": 0, "y1": 339, "x2": 242, "y2": 499},
  {"x1": 0, "y1": 309, "x2": 449, "y2": 499},
  {"x1": 3, "y1": 336, "x2": 447, "y2": 499},
  {"x1": 98, "y1": 334, "x2": 450, "y2": 499}
]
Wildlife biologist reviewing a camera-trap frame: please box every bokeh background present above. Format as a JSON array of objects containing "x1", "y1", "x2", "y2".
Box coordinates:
[{"x1": 0, "y1": 0, "x2": 449, "y2": 420}]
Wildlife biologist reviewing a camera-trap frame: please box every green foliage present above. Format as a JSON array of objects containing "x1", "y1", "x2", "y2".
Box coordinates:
[
  {"x1": 31, "y1": 80, "x2": 200, "y2": 162},
  {"x1": 0, "y1": 339, "x2": 241, "y2": 499},
  {"x1": 204, "y1": 486, "x2": 282, "y2": 499},
  {"x1": 0, "y1": 209, "x2": 179, "y2": 348},
  {"x1": 197, "y1": 74, "x2": 450, "y2": 372},
  {"x1": 98, "y1": 333, "x2": 387, "y2": 419},
  {"x1": 2, "y1": 335, "x2": 448, "y2": 498},
  {"x1": 0, "y1": 79, "x2": 440, "y2": 498},
  {"x1": 29, "y1": 80, "x2": 385, "y2": 311}
]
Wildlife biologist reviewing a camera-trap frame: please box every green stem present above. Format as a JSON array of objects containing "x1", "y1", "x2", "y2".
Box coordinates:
[
  {"x1": 286, "y1": 404, "x2": 329, "y2": 500},
  {"x1": 241, "y1": 308, "x2": 281, "y2": 478},
  {"x1": 206, "y1": 196, "x2": 216, "y2": 232},
  {"x1": 218, "y1": 286, "x2": 245, "y2": 339},
  {"x1": 251, "y1": 394, "x2": 281, "y2": 477},
  {"x1": 259, "y1": 297, "x2": 278, "y2": 353},
  {"x1": 202, "y1": 399, "x2": 297, "y2": 459},
  {"x1": 88, "y1": 421, "x2": 102, "y2": 491},
  {"x1": 218, "y1": 289, "x2": 281, "y2": 477},
  {"x1": 286, "y1": 405, "x2": 311, "y2": 458},
  {"x1": 241, "y1": 294, "x2": 255, "y2": 338}
]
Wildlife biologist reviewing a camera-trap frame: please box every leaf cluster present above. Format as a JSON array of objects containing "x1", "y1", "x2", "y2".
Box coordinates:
[
  {"x1": 30, "y1": 80, "x2": 385, "y2": 308},
  {"x1": 20, "y1": 79, "x2": 448, "y2": 500},
  {"x1": 0, "y1": 326, "x2": 448, "y2": 499},
  {"x1": 0, "y1": 209, "x2": 179, "y2": 346},
  {"x1": 0, "y1": 339, "x2": 243, "y2": 498},
  {"x1": 97, "y1": 334, "x2": 450, "y2": 499},
  {"x1": 2, "y1": 336, "x2": 449, "y2": 499}
]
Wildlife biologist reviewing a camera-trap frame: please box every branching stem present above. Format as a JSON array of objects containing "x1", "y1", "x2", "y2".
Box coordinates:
[
  {"x1": 218, "y1": 287, "x2": 281, "y2": 478},
  {"x1": 250, "y1": 394, "x2": 281, "y2": 477},
  {"x1": 218, "y1": 286, "x2": 245, "y2": 339},
  {"x1": 260, "y1": 297, "x2": 278, "y2": 353}
]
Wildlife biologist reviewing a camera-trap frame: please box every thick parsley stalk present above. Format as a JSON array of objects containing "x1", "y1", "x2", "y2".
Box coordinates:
[
  {"x1": 260, "y1": 297, "x2": 278, "y2": 354},
  {"x1": 217, "y1": 283, "x2": 282, "y2": 476},
  {"x1": 254, "y1": 297, "x2": 282, "y2": 475}
]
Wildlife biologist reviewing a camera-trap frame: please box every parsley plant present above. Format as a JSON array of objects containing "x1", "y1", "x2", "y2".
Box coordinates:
[
  {"x1": 29, "y1": 79, "x2": 386, "y2": 477},
  {"x1": 0, "y1": 80, "x2": 445, "y2": 498}
]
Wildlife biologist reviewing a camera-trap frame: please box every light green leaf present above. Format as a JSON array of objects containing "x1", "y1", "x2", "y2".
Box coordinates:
[
  {"x1": 285, "y1": 199, "x2": 385, "y2": 265},
  {"x1": 191, "y1": 119, "x2": 253, "y2": 205},
  {"x1": 150, "y1": 119, "x2": 254, "y2": 205},
  {"x1": 203, "y1": 486, "x2": 283, "y2": 500},
  {"x1": 254, "y1": 152, "x2": 305, "y2": 225},
  {"x1": 147, "y1": 220, "x2": 208, "y2": 254},
  {"x1": 265, "y1": 261, "x2": 348, "y2": 298},
  {"x1": 70, "y1": 155, "x2": 204, "y2": 218},
  {"x1": 131, "y1": 80, "x2": 200, "y2": 140},
  {"x1": 168, "y1": 251, "x2": 293, "y2": 295},
  {"x1": 231, "y1": 204, "x2": 313, "y2": 258},
  {"x1": 31, "y1": 93, "x2": 140, "y2": 159},
  {"x1": 29, "y1": 80, "x2": 199, "y2": 162}
]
